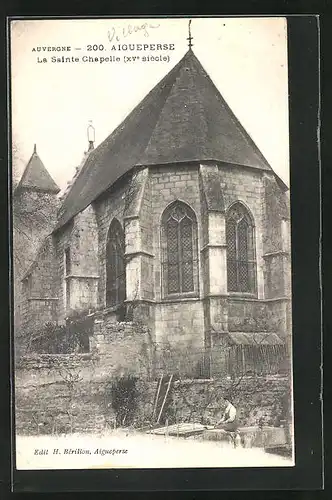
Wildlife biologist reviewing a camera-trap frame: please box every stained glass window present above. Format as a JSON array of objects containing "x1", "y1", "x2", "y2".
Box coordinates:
[
  {"x1": 226, "y1": 203, "x2": 256, "y2": 293},
  {"x1": 161, "y1": 201, "x2": 198, "y2": 297},
  {"x1": 106, "y1": 219, "x2": 126, "y2": 306}
]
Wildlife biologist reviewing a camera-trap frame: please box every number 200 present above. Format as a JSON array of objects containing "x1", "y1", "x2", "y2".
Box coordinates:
[{"x1": 87, "y1": 44, "x2": 104, "y2": 51}]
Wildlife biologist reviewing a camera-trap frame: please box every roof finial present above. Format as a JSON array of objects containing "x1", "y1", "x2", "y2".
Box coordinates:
[
  {"x1": 87, "y1": 120, "x2": 95, "y2": 152},
  {"x1": 33, "y1": 143, "x2": 37, "y2": 154},
  {"x1": 187, "y1": 19, "x2": 193, "y2": 49}
]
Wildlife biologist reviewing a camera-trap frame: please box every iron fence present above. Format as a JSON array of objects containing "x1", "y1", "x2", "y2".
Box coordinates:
[{"x1": 152, "y1": 342, "x2": 287, "y2": 380}]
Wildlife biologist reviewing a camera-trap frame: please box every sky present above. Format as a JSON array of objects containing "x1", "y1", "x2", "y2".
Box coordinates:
[{"x1": 10, "y1": 17, "x2": 289, "y2": 192}]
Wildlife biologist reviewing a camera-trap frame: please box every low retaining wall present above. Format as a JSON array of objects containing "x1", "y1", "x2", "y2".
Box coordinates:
[
  {"x1": 167, "y1": 377, "x2": 290, "y2": 428},
  {"x1": 15, "y1": 353, "x2": 157, "y2": 435},
  {"x1": 15, "y1": 352, "x2": 291, "y2": 439}
]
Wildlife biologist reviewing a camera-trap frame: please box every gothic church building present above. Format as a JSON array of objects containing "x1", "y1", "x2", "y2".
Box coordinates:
[{"x1": 18, "y1": 49, "x2": 292, "y2": 358}]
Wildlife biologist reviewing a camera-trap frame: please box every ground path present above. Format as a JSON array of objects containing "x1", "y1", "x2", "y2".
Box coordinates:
[{"x1": 16, "y1": 429, "x2": 293, "y2": 469}]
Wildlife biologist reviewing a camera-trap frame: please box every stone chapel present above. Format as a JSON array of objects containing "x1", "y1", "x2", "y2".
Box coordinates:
[{"x1": 17, "y1": 48, "x2": 292, "y2": 361}]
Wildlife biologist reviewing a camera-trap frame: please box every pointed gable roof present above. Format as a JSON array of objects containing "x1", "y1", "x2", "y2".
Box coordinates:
[
  {"x1": 16, "y1": 145, "x2": 60, "y2": 194},
  {"x1": 55, "y1": 49, "x2": 274, "y2": 230}
]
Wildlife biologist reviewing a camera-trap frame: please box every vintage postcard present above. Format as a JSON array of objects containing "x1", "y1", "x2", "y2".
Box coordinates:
[{"x1": 10, "y1": 16, "x2": 294, "y2": 470}]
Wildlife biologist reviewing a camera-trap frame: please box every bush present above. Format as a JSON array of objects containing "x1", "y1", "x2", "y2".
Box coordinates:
[
  {"x1": 107, "y1": 375, "x2": 139, "y2": 427},
  {"x1": 26, "y1": 318, "x2": 91, "y2": 354},
  {"x1": 66, "y1": 311, "x2": 94, "y2": 353}
]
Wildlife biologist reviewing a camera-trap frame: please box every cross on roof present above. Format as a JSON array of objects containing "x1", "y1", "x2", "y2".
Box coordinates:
[{"x1": 187, "y1": 20, "x2": 193, "y2": 49}]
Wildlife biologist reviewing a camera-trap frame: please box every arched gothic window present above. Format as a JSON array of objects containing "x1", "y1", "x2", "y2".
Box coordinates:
[
  {"x1": 106, "y1": 219, "x2": 126, "y2": 307},
  {"x1": 226, "y1": 202, "x2": 257, "y2": 294},
  {"x1": 161, "y1": 201, "x2": 198, "y2": 297}
]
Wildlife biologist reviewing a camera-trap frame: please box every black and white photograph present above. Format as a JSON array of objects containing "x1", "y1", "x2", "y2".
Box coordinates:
[{"x1": 10, "y1": 16, "x2": 294, "y2": 470}]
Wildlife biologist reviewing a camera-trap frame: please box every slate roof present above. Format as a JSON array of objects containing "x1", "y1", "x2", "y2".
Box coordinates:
[
  {"x1": 55, "y1": 49, "x2": 275, "y2": 230},
  {"x1": 16, "y1": 145, "x2": 60, "y2": 194},
  {"x1": 227, "y1": 332, "x2": 284, "y2": 346}
]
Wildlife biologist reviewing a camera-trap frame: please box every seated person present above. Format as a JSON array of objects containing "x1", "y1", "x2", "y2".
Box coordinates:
[{"x1": 215, "y1": 397, "x2": 238, "y2": 433}]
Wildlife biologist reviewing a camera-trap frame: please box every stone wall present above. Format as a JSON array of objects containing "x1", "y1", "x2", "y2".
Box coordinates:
[
  {"x1": 228, "y1": 298, "x2": 271, "y2": 332},
  {"x1": 53, "y1": 175, "x2": 130, "y2": 321},
  {"x1": 19, "y1": 161, "x2": 292, "y2": 352},
  {"x1": 227, "y1": 296, "x2": 291, "y2": 337},
  {"x1": 22, "y1": 299, "x2": 58, "y2": 334},
  {"x1": 262, "y1": 173, "x2": 291, "y2": 298},
  {"x1": 15, "y1": 352, "x2": 290, "y2": 435},
  {"x1": 167, "y1": 376, "x2": 290, "y2": 428},
  {"x1": 55, "y1": 205, "x2": 100, "y2": 317},
  {"x1": 14, "y1": 189, "x2": 60, "y2": 333},
  {"x1": 267, "y1": 299, "x2": 292, "y2": 339},
  {"x1": 149, "y1": 163, "x2": 205, "y2": 344},
  {"x1": 14, "y1": 351, "x2": 157, "y2": 435},
  {"x1": 54, "y1": 220, "x2": 74, "y2": 320},
  {"x1": 90, "y1": 312, "x2": 154, "y2": 377},
  {"x1": 94, "y1": 176, "x2": 128, "y2": 309},
  {"x1": 73, "y1": 205, "x2": 99, "y2": 276},
  {"x1": 15, "y1": 353, "x2": 115, "y2": 435},
  {"x1": 21, "y1": 235, "x2": 59, "y2": 330},
  {"x1": 263, "y1": 174, "x2": 289, "y2": 255},
  {"x1": 154, "y1": 299, "x2": 205, "y2": 347},
  {"x1": 139, "y1": 172, "x2": 155, "y2": 302}
]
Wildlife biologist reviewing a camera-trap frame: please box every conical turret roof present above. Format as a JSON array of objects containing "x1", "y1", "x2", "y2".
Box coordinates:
[
  {"x1": 56, "y1": 49, "x2": 277, "y2": 230},
  {"x1": 16, "y1": 145, "x2": 60, "y2": 194}
]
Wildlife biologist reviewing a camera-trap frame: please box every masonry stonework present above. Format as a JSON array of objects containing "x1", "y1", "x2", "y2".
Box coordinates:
[
  {"x1": 17, "y1": 49, "x2": 291, "y2": 373},
  {"x1": 14, "y1": 188, "x2": 60, "y2": 335},
  {"x1": 20, "y1": 161, "x2": 291, "y2": 359},
  {"x1": 15, "y1": 352, "x2": 290, "y2": 434}
]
